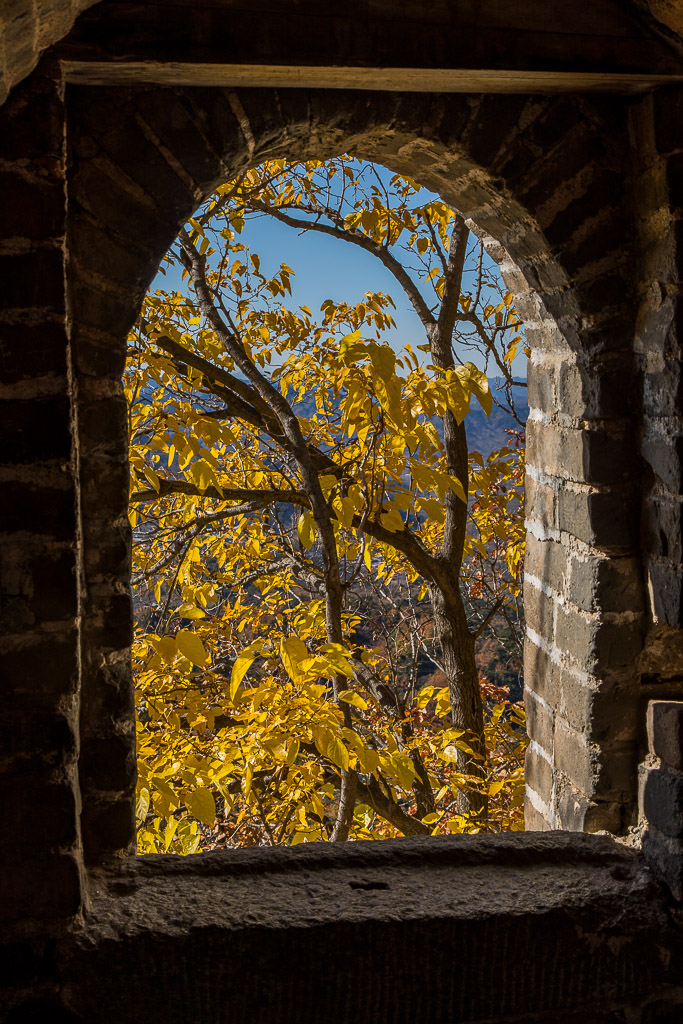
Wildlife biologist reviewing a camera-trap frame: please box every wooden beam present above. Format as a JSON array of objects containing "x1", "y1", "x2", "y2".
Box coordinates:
[{"x1": 60, "y1": 62, "x2": 683, "y2": 94}]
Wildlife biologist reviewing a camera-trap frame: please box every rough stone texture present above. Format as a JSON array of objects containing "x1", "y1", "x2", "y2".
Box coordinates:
[
  {"x1": 55, "y1": 835, "x2": 683, "y2": 1023},
  {"x1": 648, "y1": 700, "x2": 683, "y2": 769},
  {"x1": 0, "y1": 0, "x2": 98, "y2": 105},
  {"x1": 1, "y1": 2, "x2": 683, "y2": 1022},
  {"x1": 640, "y1": 700, "x2": 683, "y2": 899},
  {"x1": 0, "y1": 57, "x2": 85, "y2": 938}
]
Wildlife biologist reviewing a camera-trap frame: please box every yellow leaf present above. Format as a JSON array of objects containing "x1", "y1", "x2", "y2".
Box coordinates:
[
  {"x1": 230, "y1": 644, "x2": 262, "y2": 694},
  {"x1": 176, "y1": 630, "x2": 210, "y2": 666},
  {"x1": 297, "y1": 510, "x2": 317, "y2": 550},
  {"x1": 152, "y1": 636, "x2": 177, "y2": 664},
  {"x1": 176, "y1": 602, "x2": 206, "y2": 620},
  {"x1": 338, "y1": 689, "x2": 368, "y2": 710},
  {"x1": 417, "y1": 497, "x2": 445, "y2": 524},
  {"x1": 136, "y1": 788, "x2": 150, "y2": 821},
  {"x1": 326, "y1": 734, "x2": 350, "y2": 772},
  {"x1": 185, "y1": 787, "x2": 216, "y2": 827},
  {"x1": 243, "y1": 764, "x2": 253, "y2": 801},
  {"x1": 281, "y1": 636, "x2": 309, "y2": 681},
  {"x1": 379, "y1": 508, "x2": 404, "y2": 533},
  {"x1": 143, "y1": 466, "x2": 160, "y2": 492}
]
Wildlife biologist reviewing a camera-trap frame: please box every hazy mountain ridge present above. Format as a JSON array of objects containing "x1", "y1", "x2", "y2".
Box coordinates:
[{"x1": 290, "y1": 376, "x2": 527, "y2": 458}]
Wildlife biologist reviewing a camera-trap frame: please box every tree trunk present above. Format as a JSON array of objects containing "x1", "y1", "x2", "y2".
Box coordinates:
[{"x1": 430, "y1": 582, "x2": 488, "y2": 820}]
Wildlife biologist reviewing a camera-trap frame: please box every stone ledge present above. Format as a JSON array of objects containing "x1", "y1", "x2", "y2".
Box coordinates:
[{"x1": 53, "y1": 834, "x2": 683, "y2": 1024}]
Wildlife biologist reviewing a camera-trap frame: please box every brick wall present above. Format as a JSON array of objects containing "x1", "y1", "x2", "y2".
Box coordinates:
[
  {"x1": 60, "y1": 84, "x2": 652, "y2": 848},
  {"x1": 641, "y1": 700, "x2": 683, "y2": 898},
  {"x1": 0, "y1": 60, "x2": 84, "y2": 948},
  {"x1": 0, "y1": 3, "x2": 682, "y2": 1021}
]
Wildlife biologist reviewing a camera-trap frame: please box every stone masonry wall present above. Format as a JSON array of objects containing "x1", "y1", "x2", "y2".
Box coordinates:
[
  {"x1": 62, "y1": 83, "x2": 649, "y2": 856},
  {"x1": 0, "y1": 60, "x2": 85, "y2": 945},
  {"x1": 0, "y1": 2, "x2": 682, "y2": 1021},
  {"x1": 0, "y1": 0, "x2": 98, "y2": 106}
]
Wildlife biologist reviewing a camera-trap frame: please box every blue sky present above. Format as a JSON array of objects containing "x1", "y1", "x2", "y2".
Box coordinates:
[{"x1": 152, "y1": 167, "x2": 528, "y2": 379}]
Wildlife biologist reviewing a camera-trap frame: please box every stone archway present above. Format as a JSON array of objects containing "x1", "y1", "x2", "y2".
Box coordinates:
[{"x1": 64, "y1": 83, "x2": 644, "y2": 863}]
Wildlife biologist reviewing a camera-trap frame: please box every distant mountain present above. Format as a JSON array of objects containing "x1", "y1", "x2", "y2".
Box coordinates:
[
  {"x1": 290, "y1": 375, "x2": 527, "y2": 459},
  {"x1": 464, "y1": 379, "x2": 528, "y2": 457}
]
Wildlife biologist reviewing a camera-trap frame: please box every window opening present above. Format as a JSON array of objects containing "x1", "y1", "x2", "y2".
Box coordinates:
[{"x1": 125, "y1": 157, "x2": 528, "y2": 853}]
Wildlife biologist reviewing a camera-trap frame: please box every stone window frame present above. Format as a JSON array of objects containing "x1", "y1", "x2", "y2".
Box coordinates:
[
  {"x1": 64, "y1": 79, "x2": 649, "y2": 863},
  {"x1": 3, "y1": 45, "x2": 683, "y2": 1021}
]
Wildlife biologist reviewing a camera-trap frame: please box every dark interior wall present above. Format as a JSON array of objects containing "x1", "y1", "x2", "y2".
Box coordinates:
[{"x1": 1, "y1": 2, "x2": 683, "y2": 1022}]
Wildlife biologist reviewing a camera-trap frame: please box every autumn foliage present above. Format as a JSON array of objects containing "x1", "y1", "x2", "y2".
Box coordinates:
[{"x1": 126, "y1": 158, "x2": 527, "y2": 852}]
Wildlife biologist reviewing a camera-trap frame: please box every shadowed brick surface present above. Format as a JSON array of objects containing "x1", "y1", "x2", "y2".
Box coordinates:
[{"x1": 1, "y1": 2, "x2": 683, "y2": 1022}]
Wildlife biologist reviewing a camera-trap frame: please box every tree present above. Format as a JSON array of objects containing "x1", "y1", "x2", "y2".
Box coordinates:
[{"x1": 127, "y1": 158, "x2": 526, "y2": 852}]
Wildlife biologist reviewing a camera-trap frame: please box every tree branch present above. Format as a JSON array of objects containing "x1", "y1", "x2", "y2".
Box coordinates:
[{"x1": 247, "y1": 198, "x2": 436, "y2": 331}]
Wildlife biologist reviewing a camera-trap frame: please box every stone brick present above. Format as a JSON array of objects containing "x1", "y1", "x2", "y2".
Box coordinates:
[
  {"x1": 645, "y1": 496, "x2": 683, "y2": 562},
  {"x1": 465, "y1": 94, "x2": 531, "y2": 170},
  {"x1": 555, "y1": 777, "x2": 624, "y2": 832},
  {"x1": 0, "y1": 633, "x2": 78, "y2": 702},
  {"x1": 71, "y1": 325, "x2": 128, "y2": 380},
  {"x1": 133, "y1": 88, "x2": 222, "y2": 193},
  {"x1": 574, "y1": 270, "x2": 632, "y2": 319},
  {"x1": 524, "y1": 473, "x2": 557, "y2": 532},
  {"x1": 599, "y1": 743, "x2": 639, "y2": 804},
  {"x1": 647, "y1": 700, "x2": 683, "y2": 770},
  {"x1": 70, "y1": 208, "x2": 155, "y2": 291},
  {"x1": 654, "y1": 87, "x2": 683, "y2": 156},
  {"x1": 526, "y1": 420, "x2": 635, "y2": 487},
  {"x1": 77, "y1": 394, "x2": 128, "y2": 455},
  {"x1": 83, "y1": 592, "x2": 133, "y2": 650},
  {"x1": 0, "y1": 708, "x2": 76, "y2": 771},
  {"x1": 0, "y1": 775, "x2": 78, "y2": 853},
  {"x1": 524, "y1": 535, "x2": 566, "y2": 592},
  {"x1": 0, "y1": 171, "x2": 64, "y2": 240},
  {"x1": 524, "y1": 689, "x2": 554, "y2": 752},
  {"x1": 647, "y1": 560, "x2": 683, "y2": 628},
  {"x1": 559, "y1": 213, "x2": 629, "y2": 282},
  {"x1": 642, "y1": 825, "x2": 683, "y2": 901},
  {"x1": 523, "y1": 580, "x2": 555, "y2": 640},
  {"x1": 69, "y1": 158, "x2": 173, "y2": 255},
  {"x1": 0, "y1": 250, "x2": 64, "y2": 312},
  {"x1": 83, "y1": 113, "x2": 195, "y2": 221},
  {"x1": 0, "y1": 481, "x2": 75, "y2": 538},
  {"x1": 71, "y1": 279, "x2": 143, "y2": 340},
  {"x1": 82, "y1": 520, "x2": 130, "y2": 579},
  {"x1": 559, "y1": 670, "x2": 638, "y2": 745},
  {"x1": 558, "y1": 486, "x2": 638, "y2": 549},
  {"x1": 557, "y1": 361, "x2": 636, "y2": 421},
  {"x1": 0, "y1": 321, "x2": 68, "y2": 384},
  {"x1": 567, "y1": 553, "x2": 643, "y2": 614},
  {"x1": 81, "y1": 454, "x2": 129, "y2": 516},
  {"x1": 524, "y1": 639, "x2": 561, "y2": 707},
  {"x1": 543, "y1": 169, "x2": 625, "y2": 251},
  {"x1": 666, "y1": 151, "x2": 683, "y2": 209},
  {"x1": 0, "y1": 852, "x2": 81, "y2": 924},
  {"x1": 81, "y1": 796, "x2": 135, "y2": 864},
  {"x1": 641, "y1": 433, "x2": 683, "y2": 494},
  {"x1": 515, "y1": 124, "x2": 604, "y2": 218},
  {"x1": 555, "y1": 605, "x2": 643, "y2": 673},
  {"x1": 27, "y1": 547, "x2": 77, "y2": 622},
  {"x1": 526, "y1": 360, "x2": 556, "y2": 415},
  {"x1": 554, "y1": 720, "x2": 597, "y2": 793},
  {"x1": 0, "y1": 395, "x2": 71, "y2": 465},
  {"x1": 523, "y1": 796, "x2": 552, "y2": 831},
  {"x1": 525, "y1": 744, "x2": 553, "y2": 798},
  {"x1": 80, "y1": 734, "x2": 136, "y2": 793},
  {"x1": 0, "y1": 68, "x2": 64, "y2": 163},
  {"x1": 640, "y1": 764, "x2": 683, "y2": 837}
]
